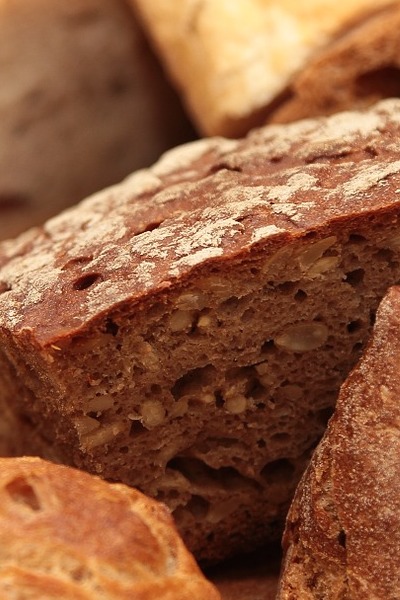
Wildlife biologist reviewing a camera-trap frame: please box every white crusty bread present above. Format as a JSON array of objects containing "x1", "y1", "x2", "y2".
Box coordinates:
[
  {"x1": 0, "y1": 456, "x2": 220, "y2": 600},
  {"x1": 0, "y1": 0, "x2": 193, "y2": 240},
  {"x1": 130, "y1": 0, "x2": 397, "y2": 136},
  {"x1": 278, "y1": 286, "x2": 400, "y2": 599}
]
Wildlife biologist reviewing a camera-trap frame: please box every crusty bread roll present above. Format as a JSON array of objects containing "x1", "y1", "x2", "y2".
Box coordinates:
[
  {"x1": 0, "y1": 0, "x2": 194, "y2": 241},
  {"x1": 271, "y1": 1, "x2": 400, "y2": 124},
  {"x1": 0, "y1": 456, "x2": 220, "y2": 599},
  {"x1": 130, "y1": 0, "x2": 397, "y2": 137},
  {"x1": 2, "y1": 100, "x2": 400, "y2": 562},
  {"x1": 277, "y1": 285, "x2": 400, "y2": 599}
]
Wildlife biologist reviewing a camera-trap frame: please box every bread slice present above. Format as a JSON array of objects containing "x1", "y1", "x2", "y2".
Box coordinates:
[
  {"x1": 272, "y1": 1, "x2": 400, "y2": 124},
  {"x1": 278, "y1": 285, "x2": 400, "y2": 599},
  {"x1": 0, "y1": 0, "x2": 194, "y2": 240},
  {"x1": 0, "y1": 456, "x2": 219, "y2": 600},
  {"x1": 130, "y1": 0, "x2": 395, "y2": 136},
  {"x1": 2, "y1": 100, "x2": 400, "y2": 562}
]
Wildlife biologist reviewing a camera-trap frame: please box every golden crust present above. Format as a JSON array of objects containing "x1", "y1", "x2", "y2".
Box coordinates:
[
  {"x1": 130, "y1": 0, "x2": 395, "y2": 136},
  {"x1": 0, "y1": 456, "x2": 220, "y2": 599}
]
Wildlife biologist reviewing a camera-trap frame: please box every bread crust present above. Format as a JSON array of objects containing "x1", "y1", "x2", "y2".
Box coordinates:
[
  {"x1": 0, "y1": 456, "x2": 220, "y2": 599},
  {"x1": 130, "y1": 0, "x2": 395, "y2": 136},
  {"x1": 278, "y1": 286, "x2": 400, "y2": 599},
  {"x1": 272, "y1": 2, "x2": 400, "y2": 123}
]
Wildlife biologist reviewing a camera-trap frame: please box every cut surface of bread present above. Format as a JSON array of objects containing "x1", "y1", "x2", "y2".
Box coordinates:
[
  {"x1": 0, "y1": 0, "x2": 194, "y2": 240},
  {"x1": 2, "y1": 101, "x2": 400, "y2": 561},
  {"x1": 278, "y1": 285, "x2": 400, "y2": 599},
  {"x1": 130, "y1": 0, "x2": 396, "y2": 136},
  {"x1": 0, "y1": 456, "x2": 219, "y2": 600}
]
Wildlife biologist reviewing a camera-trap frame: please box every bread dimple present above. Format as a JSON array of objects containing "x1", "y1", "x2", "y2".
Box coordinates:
[
  {"x1": 278, "y1": 286, "x2": 400, "y2": 599},
  {"x1": 1, "y1": 99, "x2": 400, "y2": 344},
  {"x1": 0, "y1": 456, "x2": 220, "y2": 600}
]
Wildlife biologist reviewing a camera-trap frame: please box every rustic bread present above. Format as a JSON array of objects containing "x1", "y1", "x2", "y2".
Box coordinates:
[
  {"x1": 272, "y1": 1, "x2": 400, "y2": 124},
  {"x1": 278, "y1": 285, "x2": 400, "y2": 600},
  {"x1": 0, "y1": 456, "x2": 219, "y2": 600},
  {"x1": 129, "y1": 0, "x2": 395, "y2": 137},
  {"x1": 0, "y1": 0, "x2": 194, "y2": 241},
  {"x1": 2, "y1": 100, "x2": 400, "y2": 562}
]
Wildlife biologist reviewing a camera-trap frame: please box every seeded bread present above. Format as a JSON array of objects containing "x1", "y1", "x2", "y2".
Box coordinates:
[
  {"x1": 277, "y1": 285, "x2": 400, "y2": 599},
  {"x1": 0, "y1": 456, "x2": 219, "y2": 600},
  {"x1": 2, "y1": 100, "x2": 400, "y2": 562},
  {"x1": 130, "y1": 0, "x2": 395, "y2": 137},
  {"x1": 0, "y1": 0, "x2": 193, "y2": 240}
]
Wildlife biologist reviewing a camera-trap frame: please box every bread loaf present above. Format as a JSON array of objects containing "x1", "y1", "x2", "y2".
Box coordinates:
[
  {"x1": 130, "y1": 0, "x2": 397, "y2": 137},
  {"x1": 2, "y1": 100, "x2": 400, "y2": 561},
  {"x1": 271, "y1": 1, "x2": 400, "y2": 124},
  {"x1": 0, "y1": 456, "x2": 219, "y2": 600},
  {"x1": 0, "y1": 0, "x2": 194, "y2": 240},
  {"x1": 277, "y1": 285, "x2": 400, "y2": 599}
]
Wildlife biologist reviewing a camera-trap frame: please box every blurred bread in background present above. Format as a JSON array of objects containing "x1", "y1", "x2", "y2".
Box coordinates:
[
  {"x1": 130, "y1": 0, "x2": 399, "y2": 137},
  {"x1": 0, "y1": 0, "x2": 195, "y2": 241}
]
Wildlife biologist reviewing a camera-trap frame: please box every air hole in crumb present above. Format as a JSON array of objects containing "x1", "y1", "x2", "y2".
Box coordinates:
[
  {"x1": 5, "y1": 477, "x2": 41, "y2": 511},
  {"x1": 245, "y1": 379, "x2": 266, "y2": 400},
  {"x1": 345, "y1": 268, "x2": 364, "y2": 287},
  {"x1": 347, "y1": 319, "x2": 363, "y2": 333},
  {"x1": 277, "y1": 281, "x2": 296, "y2": 294},
  {"x1": 257, "y1": 439, "x2": 266, "y2": 448},
  {"x1": 215, "y1": 391, "x2": 225, "y2": 408},
  {"x1": 261, "y1": 458, "x2": 295, "y2": 482},
  {"x1": 167, "y1": 457, "x2": 259, "y2": 491},
  {"x1": 129, "y1": 420, "x2": 147, "y2": 436},
  {"x1": 171, "y1": 365, "x2": 216, "y2": 400},
  {"x1": 105, "y1": 318, "x2": 119, "y2": 336},
  {"x1": 337, "y1": 529, "x2": 347, "y2": 549},
  {"x1": 185, "y1": 495, "x2": 210, "y2": 519},
  {"x1": 375, "y1": 248, "x2": 394, "y2": 262},
  {"x1": 73, "y1": 273, "x2": 103, "y2": 291},
  {"x1": 294, "y1": 289, "x2": 307, "y2": 302},
  {"x1": 261, "y1": 339, "x2": 275, "y2": 354},
  {"x1": 352, "y1": 342, "x2": 363, "y2": 354},
  {"x1": 348, "y1": 233, "x2": 367, "y2": 244}
]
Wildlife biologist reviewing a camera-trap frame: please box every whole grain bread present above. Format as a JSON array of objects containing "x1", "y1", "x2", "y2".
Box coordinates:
[
  {"x1": 130, "y1": 0, "x2": 396, "y2": 137},
  {"x1": 0, "y1": 456, "x2": 219, "y2": 600},
  {"x1": 2, "y1": 100, "x2": 400, "y2": 561},
  {"x1": 277, "y1": 285, "x2": 400, "y2": 600},
  {"x1": 0, "y1": 0, "x2": 194, "y2": 240}
]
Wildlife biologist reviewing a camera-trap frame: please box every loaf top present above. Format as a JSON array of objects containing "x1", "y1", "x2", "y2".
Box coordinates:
[
  {"x1": 0, "y1": 456, "x2": 220, "y2": 600},
  {"x1": 1, "y1": 99, "x2": 400, "y2": 345},
  {"x1": 278, "y1": 285, "x2": 400, "y2": 598},
  {"x1": 131, "y1": 0, "x2": 394, "y2": 136}
]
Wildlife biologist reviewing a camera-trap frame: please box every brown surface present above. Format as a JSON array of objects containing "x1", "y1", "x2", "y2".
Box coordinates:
[
  {"x1": 130, "y1": 0, "x2": 395, "y2": 136},
  {"x1": 2, "y1": 101, "x2": 400, "y2": 562},
  {"x1": 272, "y1": 2, "x2": 400, "y2": 123},
  {"x1": 278, "y1": 285, "x2": 400, "y2": 599},
  {"x1": 0, "y1": 0, "x2": 195, "y2": 241},
  {"x1": 0, "y1": 456, "x2": 219, "y2": 600}
]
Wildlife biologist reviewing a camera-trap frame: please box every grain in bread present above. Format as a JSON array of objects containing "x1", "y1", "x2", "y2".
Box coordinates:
[
  {"x1": 0, "y1": 456, "x2": 219, "y2": 600},
  {"x1": 277, "y1": 285, "x2": 400, "y2": 599},
  {"x1": 130, "y1": 0, "x2": 395, "y2": 137},
  {"x1": 0, "y1": 0, "x2": 194, "y2": 240},
  {"x1": 2, "y1": 101, "x2": 400, "y2": 561}
]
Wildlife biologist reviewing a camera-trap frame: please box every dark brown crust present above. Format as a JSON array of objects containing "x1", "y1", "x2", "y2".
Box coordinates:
[
  {"x1": 271, "y1": 2, "x2": 400, "y2": 124},
  {"x1": 0, "y1": 456, "x2": 220, "y2": 600},
  {"x1": 278, "y1": 285, "x2": 400, "y2": 599},
  {"x1": 2, "y1": 100, "x2": 400, "y2": 345}
]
